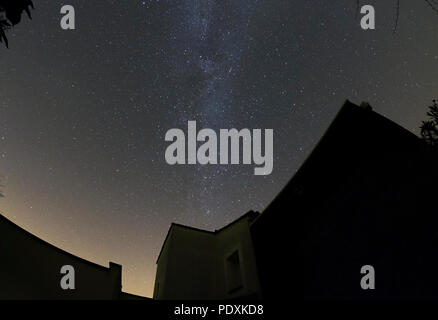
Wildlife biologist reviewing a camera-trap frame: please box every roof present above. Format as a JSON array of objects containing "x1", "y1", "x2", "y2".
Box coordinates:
[
  {"x1": 0, "y1": 212, "x2": 120, "y2": 271},
  {"x1": 156, "y1": 210, "x2": 259, "y2": 263},
  {"x1": 254, "y1": 99, "x2": 422, "y2": 224},
  {"x1": 248, "y1": 100, "x2": 438, "y2": 298}
]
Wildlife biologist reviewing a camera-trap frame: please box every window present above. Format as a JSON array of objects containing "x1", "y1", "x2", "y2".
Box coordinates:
[{"x1": 226, "y1": 250, "x2": 243, "y2": 294}]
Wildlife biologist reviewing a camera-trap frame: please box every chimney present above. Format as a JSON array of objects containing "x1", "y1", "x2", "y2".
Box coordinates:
[{"x1": 360, "y1": 101, "x2": 372, "y2": 111}]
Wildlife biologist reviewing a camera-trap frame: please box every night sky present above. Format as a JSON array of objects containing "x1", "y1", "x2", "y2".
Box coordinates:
[{"x1": 1, "y1": 1, "x2": 438, "y2": 297}]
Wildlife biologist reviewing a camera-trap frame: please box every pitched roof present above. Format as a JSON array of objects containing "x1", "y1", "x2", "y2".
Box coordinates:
[
  {"x1": 249, "y1": 100, "x2": 438, "y2": 298},
  {"x1": 253, "y1": 99, "x2": 422, "y2": 226}
]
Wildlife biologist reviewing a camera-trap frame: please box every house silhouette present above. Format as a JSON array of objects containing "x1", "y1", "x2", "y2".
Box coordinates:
[
  {"x1": 154, "y1": 211, "x2": 262, "y2": 300},
  {"x1": 0, "y1": 213, "x2": 147, "y2": 300},
  {"x1": 155, "y1": 100, "x2": 438, "y2": 300}
]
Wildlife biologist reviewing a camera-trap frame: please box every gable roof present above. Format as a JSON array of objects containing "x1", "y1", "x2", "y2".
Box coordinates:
[
  {"x1": 254, "y1": 99, "x2": 422, "y2": 223},
  {"x1": 248, "y1": 101, "x2": 438, "y2": 299}
]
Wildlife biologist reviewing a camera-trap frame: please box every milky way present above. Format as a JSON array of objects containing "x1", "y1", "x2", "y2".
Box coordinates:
[{"x1": 1, "y1": 0, "x2": 438, "y2": 297}]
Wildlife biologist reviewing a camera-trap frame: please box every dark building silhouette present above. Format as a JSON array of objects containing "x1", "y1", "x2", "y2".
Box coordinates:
[
  {"x1": 0, "y1": 213, "x2": 147, "y2": 300},
  {"x1": 252, "y1": 100, "x2": 438, "y2": 300},
  {"x1": 155, "y1": 100, "x2": 438, "y2": 300},
  {"x1": 154, "y1": 211, "x2": 262, "y2": 300}
]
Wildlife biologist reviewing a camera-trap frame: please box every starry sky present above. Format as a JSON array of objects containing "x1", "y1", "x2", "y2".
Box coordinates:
[{"x1": 0, "y1": 0, "x2": 438, "y2": 297}]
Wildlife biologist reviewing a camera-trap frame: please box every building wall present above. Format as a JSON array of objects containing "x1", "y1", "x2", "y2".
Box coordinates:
[
  {"x1": 216, "y1": 218, "x2": 261, "y2": 299},
  {"x1": 154, "y1": 214, "x2": 261, "y2": 300},
  {"x1": 153, "y1": 231, "x2": 171, "y2": 299},
  {"x1": 0, "y1": 215, "x2": 122, "y2": 300},
  {"x1": 154, "y1": 227, "x2": 218, "y2": 299},
  {"x1": 250, "y1": 101, "x2": 438, "y2": 300}
]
